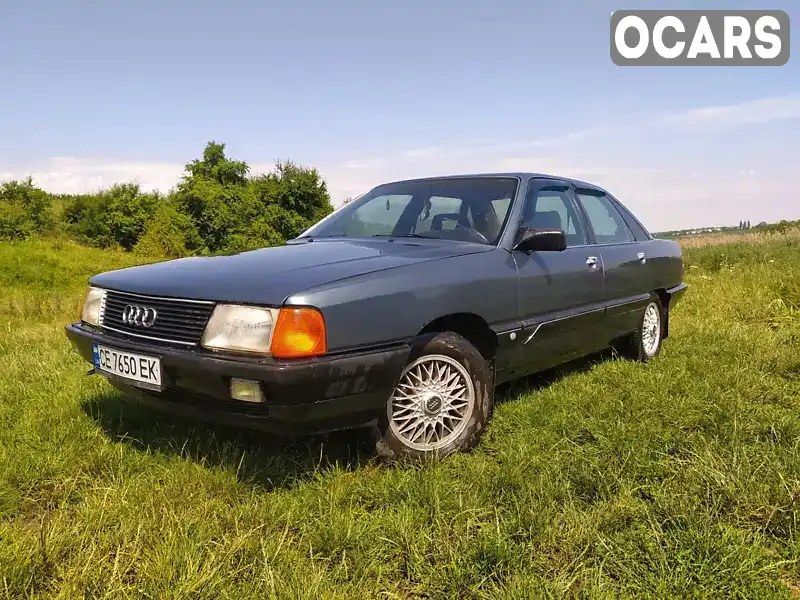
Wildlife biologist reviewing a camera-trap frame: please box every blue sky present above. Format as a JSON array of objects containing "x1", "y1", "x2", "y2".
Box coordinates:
[{"x1": 1, "y1": 0, "x2": 797, "y2": 230}]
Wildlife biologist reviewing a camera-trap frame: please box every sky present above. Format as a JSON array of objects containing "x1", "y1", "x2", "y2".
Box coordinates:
[{"x1": 0, "y1": 0, "x2": 797, "y2": 232}]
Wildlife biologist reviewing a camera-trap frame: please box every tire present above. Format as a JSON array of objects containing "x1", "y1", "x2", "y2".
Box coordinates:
[
  {"x1": 618, "y1": 294, "x2": 664, "y2": 362},
  {"x1": 371, "y1": 331, "x2": 493, "y2": 462}
]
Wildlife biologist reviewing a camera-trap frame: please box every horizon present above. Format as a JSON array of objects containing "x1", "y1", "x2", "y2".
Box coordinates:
[
  {"x1": 6, "y1": 157, "x2": 791, "y2": 234},
  {"x1": 1, "y1": 0, "x2": 797, "y2": 232}
]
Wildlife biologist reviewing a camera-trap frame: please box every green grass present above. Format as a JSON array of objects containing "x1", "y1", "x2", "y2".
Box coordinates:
[{"x1": 1, "y1": 235, "x2": 799, "y2": 599}]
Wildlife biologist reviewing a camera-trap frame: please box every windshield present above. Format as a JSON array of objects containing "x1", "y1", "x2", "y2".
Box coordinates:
[{"x1": 301, "y1": 177, "x2": 519, "y2": 245}]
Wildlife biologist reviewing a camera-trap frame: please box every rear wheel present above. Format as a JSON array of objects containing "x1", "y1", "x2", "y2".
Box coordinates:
[
  {"x1": 372, "y1": 331, "x2": 493, "y2": 462},
  {"x1": 618, "y1": 295, "x2": 664, "y2": 362}
]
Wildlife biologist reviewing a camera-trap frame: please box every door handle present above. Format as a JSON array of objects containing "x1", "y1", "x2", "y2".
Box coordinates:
[
  {"x1": 637, "y1": 251, "x2": 646, "y2": 264},
  {"x1": 586, "y1": 256, "x2": 598, "y2": 269}
]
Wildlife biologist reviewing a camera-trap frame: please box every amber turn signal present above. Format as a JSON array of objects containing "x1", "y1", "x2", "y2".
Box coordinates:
[{"x1": 270, "y1": 307, "x2": 327, "y2": 358}]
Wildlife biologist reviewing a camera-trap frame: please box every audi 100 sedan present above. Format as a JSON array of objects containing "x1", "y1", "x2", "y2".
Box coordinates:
[{"x1": 66, "y1": 173, "x2": 687, "y2": 461}]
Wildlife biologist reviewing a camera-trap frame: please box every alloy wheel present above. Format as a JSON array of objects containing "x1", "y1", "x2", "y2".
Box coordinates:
[
  {"x1": 642, "y1": 302, "x2": 661, "y2": 357},
  {"x1": 388, "y1": 354, "x2": 475, "y2": 452}
]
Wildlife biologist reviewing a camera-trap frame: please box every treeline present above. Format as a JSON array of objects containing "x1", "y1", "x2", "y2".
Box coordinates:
[
  {"x1": 755, "y1": 219, "x2": 800, "y2": 234},
  {"x1": 0, "y1": 141, "x2": 334, "y2": 258},
  {"x1": 656, "y1": 218, "x2": 800, "y2": 239}
]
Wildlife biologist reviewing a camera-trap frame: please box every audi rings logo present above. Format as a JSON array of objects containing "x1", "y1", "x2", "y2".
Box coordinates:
[{"x1": 122, "y1": 304, "x2": 158, "y2": 328}]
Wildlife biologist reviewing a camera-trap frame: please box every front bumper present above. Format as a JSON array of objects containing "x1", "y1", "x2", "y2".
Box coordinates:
[{"x1": 65, "y1": 322, "x2": 410, "y2": 436}]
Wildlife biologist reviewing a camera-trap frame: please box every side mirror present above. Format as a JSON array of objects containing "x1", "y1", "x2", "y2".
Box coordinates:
[{"x1": 513, "y1": 228, "x2": 567, "y2": 252}]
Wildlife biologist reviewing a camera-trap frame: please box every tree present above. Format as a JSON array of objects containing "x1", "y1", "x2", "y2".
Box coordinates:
[
  {"x1": 174, "y1": 142, "x2": 334, "y2": 253},
  {"x1": 184, "y1": 140, "x2": 249, "y2": 186},
  {"x1": 173, "y1": 141, "x2": 253, "y2": 252},
  {"x1": 0, "y1": 177, "x2": 54, "y2": 240},
  {"x1": 237, "y1": 160, "x2": 334, "y2": 251}
]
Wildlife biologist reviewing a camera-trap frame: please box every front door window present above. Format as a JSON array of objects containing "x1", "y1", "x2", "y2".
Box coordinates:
[{"x1": 519, "y1": 186, "x2": 588, "y2": 247}]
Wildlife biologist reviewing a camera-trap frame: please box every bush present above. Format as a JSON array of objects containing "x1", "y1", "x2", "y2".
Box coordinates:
[
  {"x1": 1, "y1": 141, "x2": 336, "y2": 256},
  {"x1": 134, "y1": 203, "x2": 205, "y2": 259},
  {"x1": 0, "y1": 177, "x2": 54, "y2": 240},
  {"x1": 63, "y1": 183, "x2": 161, "y2": 250}
]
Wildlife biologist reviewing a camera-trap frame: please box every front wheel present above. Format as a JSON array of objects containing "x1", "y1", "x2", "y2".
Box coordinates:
[{"x1": 372, "y1": 331, "x2": 493, "y2": 462}]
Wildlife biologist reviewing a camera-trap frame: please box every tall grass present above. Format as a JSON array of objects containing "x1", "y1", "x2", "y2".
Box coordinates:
[
  {"x1": 675, "y1": 227, "x2": 800, "y2": 249},
  {"x1": 0, "y1": 237, "x2": 162, "y2": 320},
  {"x1": 0, "y1": 235, "x2": 799, "y2": 598}
]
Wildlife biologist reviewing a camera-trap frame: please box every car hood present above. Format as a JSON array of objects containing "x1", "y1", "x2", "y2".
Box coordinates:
[{"x1": 90, "y1": 239, "x2": 492, "y2": 305}]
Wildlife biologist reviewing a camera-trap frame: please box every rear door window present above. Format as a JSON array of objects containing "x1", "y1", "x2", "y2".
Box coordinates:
[{"x1": 576, "y1": 192, "x2": 635, "y2": 244}]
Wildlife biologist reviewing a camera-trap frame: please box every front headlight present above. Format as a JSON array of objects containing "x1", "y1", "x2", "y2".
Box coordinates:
[
  {"x1": 201, "y1": 305, "x2": 280, "y2": 354},
  {"x1": 80, "y1": 286, "x2": 106, "y2": 326},
  {"x1": 201, "y1": 304, "x2": 327, "y2": 357}
]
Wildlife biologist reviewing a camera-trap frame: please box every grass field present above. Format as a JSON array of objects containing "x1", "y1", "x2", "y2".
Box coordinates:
[
  {"x1": 672, "y1": 228, "x2": 800, "y2": 250},
  {"x1": 1, "y1": 234, "x2": 799, "y2": 599}
]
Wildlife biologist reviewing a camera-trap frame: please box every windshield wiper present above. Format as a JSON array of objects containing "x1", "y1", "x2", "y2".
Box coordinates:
[{"x1": 372, "y1": 233, "x2": 430, "y2": 239}]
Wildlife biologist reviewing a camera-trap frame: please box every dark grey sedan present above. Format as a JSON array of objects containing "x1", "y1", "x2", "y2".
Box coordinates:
[{"x1": 66, "y1": 173, "x2": 687, "y2": 461}]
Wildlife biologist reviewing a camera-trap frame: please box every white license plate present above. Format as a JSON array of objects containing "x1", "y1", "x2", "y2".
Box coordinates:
[{"x1": 92, "y1": 343, "x2": 163, "y2": 390}]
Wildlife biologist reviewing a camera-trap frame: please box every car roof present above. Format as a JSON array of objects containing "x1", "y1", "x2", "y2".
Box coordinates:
[{"x1": 379, "y1": 172, "x2": 610, "y2": 194}]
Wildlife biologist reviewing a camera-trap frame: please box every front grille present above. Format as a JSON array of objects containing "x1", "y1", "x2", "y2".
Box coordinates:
[{"x1": 100, "y1": 290, "x2": 215, "y2": 346}]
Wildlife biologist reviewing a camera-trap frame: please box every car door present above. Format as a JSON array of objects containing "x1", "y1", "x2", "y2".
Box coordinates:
[
  {"x1": 511, "y1": 179, "x2": 606, "y2": 375},
  {"x1": 573, "y1": 188, "x2": 653, "y2": 340}
]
